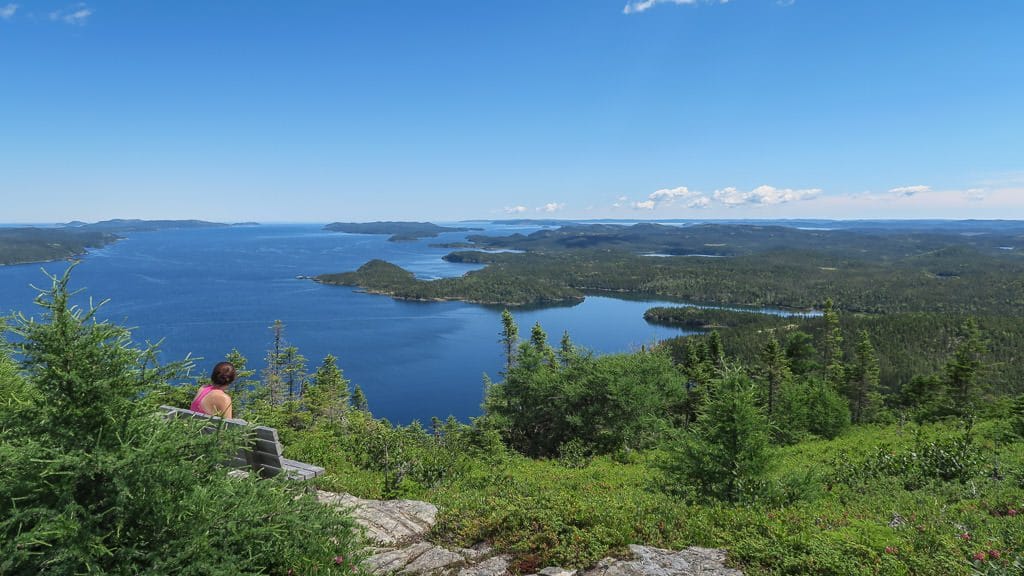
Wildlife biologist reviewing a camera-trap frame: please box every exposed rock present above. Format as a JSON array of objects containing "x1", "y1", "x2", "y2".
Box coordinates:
[
  {"x1": 457, "y1": 555, "x2": 511, "y2": 576},
  {"x1": 582, "y1": 545, "x2": 742, "y2": 576},
  {"x1": 538, "y1": 568, "x2": 575, "y2": 576},
  {"x1": 403, "y1": 546, "x2": 466, "y2": 575},
  {"x1": 364, "y1": 542, "x2": 466, "y2": 575},
  {"x1": 318, "y1": 490, "x2": 437, "y2": 547},
  {"x1": 316, "y1": 491, "x2": 742, "y2": 576},
  {"x1": 457, "y1": 544, "x2": 495, "y2": 563}
]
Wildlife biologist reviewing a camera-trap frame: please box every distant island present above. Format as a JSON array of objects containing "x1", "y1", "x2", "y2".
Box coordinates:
[
  {"x1": 1, "y1": 219, "x2": 228, "y2": 266},
  {"x1": 62, "y1": 219, "x2": 229, "y2": 233},
  {"x1": 313, "y1": 259, "x2": 583, "y2": 306},
  {"x1": 323, "y1": 221, "x2": 480, "y2": 242}
]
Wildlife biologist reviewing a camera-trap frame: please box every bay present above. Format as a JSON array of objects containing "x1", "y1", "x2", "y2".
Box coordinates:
[{"x1": 0, "y1": 223, "x2": 696, "y2": 424}]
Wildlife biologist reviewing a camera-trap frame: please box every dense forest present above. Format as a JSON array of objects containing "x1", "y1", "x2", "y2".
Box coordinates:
[{"x1": 319, "y1": 223, "x2": 1024, "y2": 314}]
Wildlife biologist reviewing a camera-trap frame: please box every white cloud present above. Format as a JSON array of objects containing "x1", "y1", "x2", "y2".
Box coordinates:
[
  {"x1": 0, "y1": 3, "x2": 17, "y2": 19},
  {"x1": 630, "y1": 185, "x2": 711, "y2": 210},
  {"x1": 966, "y1": 188, "x2": 986, "y2": 201},
  {"x1": 503, "y1": 205, "x2": 528, "y2": 214},
  {"x1": 649, "y1": 186, "x2": 698, "y2": 202},
  {"x1": 770, "y1": 183, "x2": 1024, "y2": 219},
  {"x1": 539, "y1": 202, "x2": 565, "y2": 213},
  {"x1": 888, "y1": 185, "x2": 931, "y2": 197},
  {"x1": 50, "y1": 4, "x2": 92, "y2": 25},
  {"x1": 623, "y1": 0, "x2": 727, "y2": 15},
  {"x1": 713, "y1": 185, "x2": 821, "y2": 207}
]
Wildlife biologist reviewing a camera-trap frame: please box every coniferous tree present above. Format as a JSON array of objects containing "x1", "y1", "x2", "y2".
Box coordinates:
[
  {"x1": 351, "y1": 384, "x2": 370, "y2": 412},
  {"x1": 805, "y1": 377, "x2": 850, "y2": 439},
  {"x1": 529, "y1": 321, "x2": 557, "y2": 366},
  {"x1": 558, "y1": 330, "x2": 577, "y2": 367},
  {"x1": 847, "y1": 330, "x2": 881, "y2": 424},
  {"x1": 784, "y1": 331, "x2": 819, "y2": 376},
  {"x1": 305, "y1": 354, "x2": 350, "y2": 424},
  {"x1": 706, "y1": 330, "x2": 726, "y2": 372},
  {"x1": 662, "y1": 371, "x2": 772, "y2": 502},
  {"x1": 758, "y1": 334, "x2": 791, "y2": 417},
  {"x1": 264, "y1": 319, "x2": 286, "y2": 405},
  {"x1": 500, "y1": 309, "x2": 519, "y2": 370},
  {"x1": 1011, "y1": 394, "x2": 1024, "y2": 439},
  {"x1": 944, "y1": 317, "x2": 987, "y2": 417},
  {"x1": 822, "y1": 298, "x2": 845, "y2": 390},
  {"x1": 281, "y1": 345, "x2": 308, "y2": 401},
  {"x1": 223, "y1": 348, "x2": 257, "y2": 414}
]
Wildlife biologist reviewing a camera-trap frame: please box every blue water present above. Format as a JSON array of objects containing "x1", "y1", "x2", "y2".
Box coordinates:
[{"x1": 0, "y1": 223, "x2": 703, "y2": 424}]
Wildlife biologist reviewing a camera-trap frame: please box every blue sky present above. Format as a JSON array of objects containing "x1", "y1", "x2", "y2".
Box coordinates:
[{"x1": 1, "y1": 0, "x2": 1022, "y2": 222}]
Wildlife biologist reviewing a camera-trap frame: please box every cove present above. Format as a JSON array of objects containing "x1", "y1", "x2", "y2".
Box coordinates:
[{"x1": 0, "y1": 223, "x2": 780, "y2": 424}]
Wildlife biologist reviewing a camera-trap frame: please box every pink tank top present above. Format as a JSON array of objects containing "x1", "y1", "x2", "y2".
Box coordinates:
[{"x1": 190, "y1": 385, "x2": 217, "y2": 414}]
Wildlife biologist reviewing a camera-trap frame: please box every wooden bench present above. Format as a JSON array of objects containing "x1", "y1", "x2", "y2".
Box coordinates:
[{"x1": 159, "y1": 405, "x2": 325, "y2": 481}]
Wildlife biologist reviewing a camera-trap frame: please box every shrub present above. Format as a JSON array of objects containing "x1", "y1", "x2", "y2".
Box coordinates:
[{"x1": 0, "y1": 268, "x2": 363, "y2": 575}]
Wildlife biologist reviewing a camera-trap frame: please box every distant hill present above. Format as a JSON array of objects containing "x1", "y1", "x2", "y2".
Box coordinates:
[
  {"x1": 323, "y1": 221, "x2": 480, "y2": 242},
  {"x1": 0, "y1": 228, "x2": 119, "y2": 266},
  {"x1": 460, "y1": 222, "x2": 1024, "y2": 258},
  {"x1": 1, "y1": 219, "x2": 231, "y2": 266},
  {"x1": 64, "y1": 219, "x2": 229, "y2": 232}
]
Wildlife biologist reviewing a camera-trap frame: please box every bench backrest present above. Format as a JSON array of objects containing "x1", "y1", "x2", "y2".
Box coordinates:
[{"x1": 159, "y1": 405, "x2": 291, "y2": 479}]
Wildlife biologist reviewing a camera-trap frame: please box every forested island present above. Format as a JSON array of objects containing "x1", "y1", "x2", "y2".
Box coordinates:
[
  {"x1": 324, "y1": 221, "x2": 479, "y2": 241},
  {"x1": 0, "y1": 219, "x2": 229, "y2": 266}
]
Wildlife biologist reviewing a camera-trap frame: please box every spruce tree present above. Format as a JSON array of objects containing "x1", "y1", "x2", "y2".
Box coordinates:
[
  {"x1": 847, "y1": 330, "x2": 881, "y2": 424},
  {"x1": 500, "y1": 309, "x2": 519, "y2": 370},
  {"x1": 822, "y1": 298, "x2": 845, "y2": 391},
  {"x1": 264, "y1": 319, "x2": 286, "y2": 405},
  {"x1": 758, "y1": 334, "x2": 791, "y2": 417},
  {"x1": 306, "y1": 354, "x2": 351, "y2": 424},
  {"x1": 944, "y1": 317, "x2": 987, "y2": 417},
  {"x1": 662, "y1": 371, "x2": 772, "y2": 502},
  {"x1": 351, "y1": 384, "x2": 370, "y2": 412}
]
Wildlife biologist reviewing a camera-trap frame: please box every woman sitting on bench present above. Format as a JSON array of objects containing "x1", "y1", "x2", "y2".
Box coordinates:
[{"x1": 190, "y1": 361, "x2": 237, "y2": 418}]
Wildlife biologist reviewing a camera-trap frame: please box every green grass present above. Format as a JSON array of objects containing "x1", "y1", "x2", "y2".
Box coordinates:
[{"x1": 291, "y1": 420, "x2": 1024, "y2": 575}]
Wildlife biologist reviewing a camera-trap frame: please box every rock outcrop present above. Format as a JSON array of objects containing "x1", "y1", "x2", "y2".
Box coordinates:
[{"x1": 317, "y1": 490, "x2": 742, "y2": 576}]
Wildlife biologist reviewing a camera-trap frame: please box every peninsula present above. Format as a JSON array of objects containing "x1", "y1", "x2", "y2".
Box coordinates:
[
  {"x1": 0, "y1": 219, "x2": 229, "y2": 266},
  {"x1": 323, "y1": 221, "x2": 479, "y2": 242}
]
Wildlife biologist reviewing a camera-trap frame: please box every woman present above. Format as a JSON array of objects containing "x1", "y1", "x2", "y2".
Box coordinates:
[{"x1": 190, "y1": 361, "x2": 237, "y2": 418}]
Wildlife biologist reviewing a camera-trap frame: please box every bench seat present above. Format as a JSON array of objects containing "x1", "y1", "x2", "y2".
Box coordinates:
[{"x1": 159, "y1": 405, "x2": 324, "y2": 480}]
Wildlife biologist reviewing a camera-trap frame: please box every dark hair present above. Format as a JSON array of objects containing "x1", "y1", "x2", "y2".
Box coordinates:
[{"x1": 211, "y1": 361, "x2": 237, "y2": 387}]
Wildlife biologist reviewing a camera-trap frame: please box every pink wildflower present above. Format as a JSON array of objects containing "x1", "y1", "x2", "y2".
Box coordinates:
[
  {"x1": 989, "y1": 550, "x2": 1001, "y2": 560},
  {"x1": 884, "y1": 546, "x2": 898, "y2": 555},
  {"x1": 334, "y1": 555, "x2": 345, "y2": 565},
  {"x1": 973, "y1": 551, "x2": 987, "y2": 562},
  {"x1": 960, "y1": 533, "x2": 972, "y2": 541},
  {"x1": 1008, "y1": 509, "x2": 1018, "y2": 517}
]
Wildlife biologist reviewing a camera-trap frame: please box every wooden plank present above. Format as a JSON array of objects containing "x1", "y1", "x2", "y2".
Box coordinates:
[
  {"x1": 252, "y1": 451, "x2": 285, "y2": 469},
  {"x1": 254, "y1": 438, "x2": 283, "y2": 455},
  {"x1": 281, "y1": 457, "x2": 325, "y2": 479}
]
